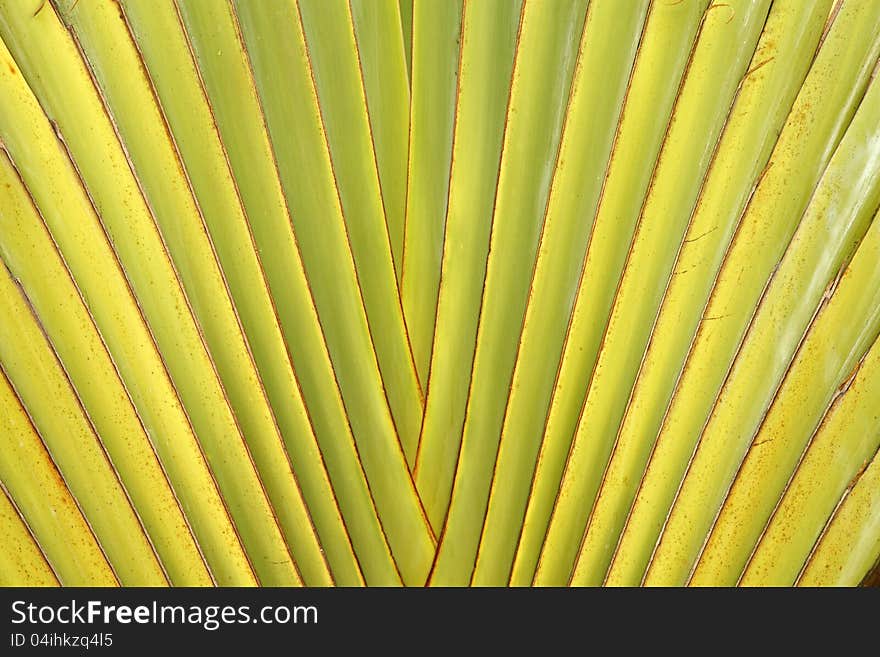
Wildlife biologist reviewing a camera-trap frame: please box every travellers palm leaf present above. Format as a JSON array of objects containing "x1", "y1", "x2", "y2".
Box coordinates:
[{"x1": 0, "y1": 0, "x2": 878, "y2": 588}]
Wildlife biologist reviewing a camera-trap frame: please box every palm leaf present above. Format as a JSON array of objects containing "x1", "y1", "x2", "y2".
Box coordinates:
[{"x1": 0, "y1": 0, "x2": 878, "y2": 588}]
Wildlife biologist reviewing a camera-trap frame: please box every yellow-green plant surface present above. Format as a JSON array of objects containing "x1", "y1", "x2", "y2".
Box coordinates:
[{"x1": 0, "y1": 0, "x2": 878, "y2": 587}]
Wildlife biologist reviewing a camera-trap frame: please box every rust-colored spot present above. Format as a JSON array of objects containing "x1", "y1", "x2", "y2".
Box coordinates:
[{"x1": 7, "y1": 63, "x2": 14, "y2": 75}]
